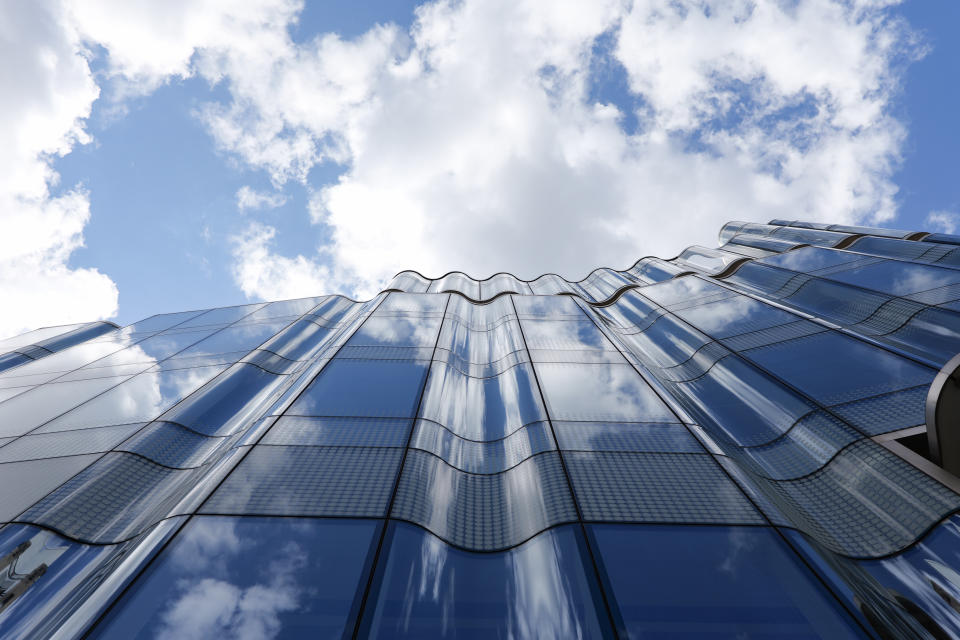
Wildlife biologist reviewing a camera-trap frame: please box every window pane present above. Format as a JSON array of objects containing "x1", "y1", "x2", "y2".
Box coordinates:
[
  {"x1": 591, "y1": 524, "x2": 867, "y2": 638},
  {"x1": 361, "y1": 522, "x2": 610, "y2": 638},
  {"x1": 89, "y1": 517, "x2": 379, "y2": 639}
]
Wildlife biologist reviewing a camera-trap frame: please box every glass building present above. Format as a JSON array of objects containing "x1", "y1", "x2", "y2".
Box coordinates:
[{"x1": 4, "y1": 219, "x2": 960, "y2": 638}]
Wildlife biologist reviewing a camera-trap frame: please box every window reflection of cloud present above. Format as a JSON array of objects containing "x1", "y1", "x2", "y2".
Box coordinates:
[
  {"x1": 540, "y1": 364, "x2": 671, "y2": 422},
  {"x1": 399, "y1": 531, "x2": 452, "y2": 634},
  {"x1": 155, "y1": 521, "x2": 306, "y2": 640},
  {"x1": 505, "y1": 533, "x2": 588, "y2": 639},
  {"x1": 43, "y1": 363, "x2": 224, "y2": 431},
  {"x1": 718, "y1": 527, "x2": 757, "y2": 577}
]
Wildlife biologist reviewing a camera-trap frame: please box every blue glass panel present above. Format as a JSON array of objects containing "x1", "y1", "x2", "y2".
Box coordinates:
[
  {"x1": 806, "y1": 515, "x2": 960, "y2": 638},
  {"x1": 591, "y1": 524, "x2": 867, "y2": 638},
  {"x1": 0, "y1": 352, "x2": 32, "y2": 373},
  {"x1": 744, "y1": 332, "x2": 935, "y2": 406},
  {"x1": 826, "y1": 260, "x2": 960, "y2": 297},
  {"x1": 759, "y1": 246, "x2": 865, "y2": 273},
  {"x1": 89, "y1": 517, "x2": 379, "y2": 639},
  {"x1": 361, "y1": 522, "x2": 611, "y2": 638},
  {"x1": 674, "y1": 295, "x2": 797, "y2": 338},
  {"x1": 287, "y1": 359, "x2": 429, "y2": 418},
  {"x1": 675, "y1": 356, "x2": 815, "y2": 446},
  {"x1": 162, "y1": 363, "x2": 286, "y2": 436}
]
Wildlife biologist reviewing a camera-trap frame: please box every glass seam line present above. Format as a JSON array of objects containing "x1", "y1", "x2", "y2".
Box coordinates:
[
  {"x1": 508, "y1": 293, "x2": 622, "y2": 638},
  {"x1": 349, "y1": 293, "x2": 453, "y2": 639},
  {"x1": 571, "y1": 296, "x2": 878, "y2": 638},
  {"x1": 72, "y1": 296, "x2": 383, "y2": 640}
]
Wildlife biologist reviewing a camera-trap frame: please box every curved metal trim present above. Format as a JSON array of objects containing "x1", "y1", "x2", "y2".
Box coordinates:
[{"x1": 926, "y1": 351, "x2": 960, "y2": 474}]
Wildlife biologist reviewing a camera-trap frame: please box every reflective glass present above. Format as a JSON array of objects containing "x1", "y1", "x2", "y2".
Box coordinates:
[
  {"x1": 0, "y1": 454, "x2": 100, "y2": 521},
  {"x1": 343, "y1": 315, "x2": 442, "y2": 349},
  {"x1": 744, "y1": 332, "x2": 935, "y2": 406},
  {"x1": 674, "y1": 295, "x2": 797, "y2": 338},
  {"x1": 826, "y1": 260, "x2": 960, "y2": 297},
  {"x1": 641, "y1": 276, "x2": 731, "y2": 308},
  {"x1": 0, "y1": 423, "x2": 142, "y2": 463},
  {"x1": 0, "y1": 376, "x2": 131, "y2": 438},
  {"x1": 512, "y1": 295, "x2": 586, "y2": 318},
  {"x1": 175, "y1": 304, "x2": 265, "y2": 328},
  {"x1": 760, "y1": 246, "x2": 866, "y2": 273},
  {"x1": 553, "y1": 421, "x2": 701, "y2": 453},
  {"x1": 35, "y1": 365, "x2": 227, "y2": 433},
  {"x1": 535, "y1": 363, "x2": 675, "y2": 422},
  {"x1": 288, "y1": 359, "x2": 430, "y2": 418},
  {"x1": 418, "y1": 362, "x2": 546, "y2": 440},
  {"x1": 591, "y1": 524, "x2": 867, "y2": 638},
  {"x1": 262, "y1": 416, "x2": 411, "y2": 447},
  {"x1": 377, "y1": 293, "x2": 449, "y2": 315},
  {"x1": 0, "y1": 525, "x2": 144, "y2": 640},
  {"x1": 89, "y1": 517, "x2": 379, "y2": 639},
  {"x1": 174, "y1": 321, "x2": 290, "y2": 358},
  {"x1": 361, "y1": 522, "x2": 611, "y2": 638},
  {"x1": 519, "y1": 319, "x2": 616, "y2": 352},
  {"x1": 675, "y1": 356, "x2": 815, "y2": 446},
  {"x1": 201, "y1": 445, "x2": 402, "y2": 516},
  {"x1": 161, "y1": 363, "x2": 286, "y2": 436}
]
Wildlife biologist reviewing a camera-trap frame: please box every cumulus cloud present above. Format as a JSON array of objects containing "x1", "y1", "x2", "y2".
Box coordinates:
[
  {"x1": 186, "y1": 0, "x2": 922, "y2": 298},
  {"x1": 0, "y1": 1, "x2": 118, "y2": 338},
  {"x1": 926, "y1": 210, "x2": 959, "y2": 235},
  {"x1": 236, "y1": 186, "x2": 288, "y2": 212},
  {"x1": 0, "y1": 0, "x2": 927, "y2": 328}
]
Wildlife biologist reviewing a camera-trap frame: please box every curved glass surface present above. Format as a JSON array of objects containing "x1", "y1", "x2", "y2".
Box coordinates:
[{"x1": 360, "y1": 522, "x2": 611, "y2": 638}]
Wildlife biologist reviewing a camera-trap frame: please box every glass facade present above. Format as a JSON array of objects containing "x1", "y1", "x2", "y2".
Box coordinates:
[{"x1": 3, "y1": 220, "x2": 960, "y2": 637}]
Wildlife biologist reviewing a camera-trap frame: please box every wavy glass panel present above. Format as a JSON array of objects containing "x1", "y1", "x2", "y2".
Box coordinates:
[
  {"x1": 409, "y1": 419, "x2": 555, "y2": 473},
  {"x1": 361, "y1": 522, "x2": 610, "y2": 638},
  {"x1": 391, "y1": 450, "x2": 576, "y2": 550},
  {"x1": 418, "y1": 362, "x2": 545, "y2": 441},
  {"x1": 743, "y1": 331, "x2": 935, "y2": 406}
]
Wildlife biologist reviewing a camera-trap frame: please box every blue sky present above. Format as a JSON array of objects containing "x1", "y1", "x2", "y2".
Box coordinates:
[{"x1": 1, "y1": 0, "x2": 958, "y2": 335}]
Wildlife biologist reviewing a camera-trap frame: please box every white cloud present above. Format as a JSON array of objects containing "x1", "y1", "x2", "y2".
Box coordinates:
[
  {"x1": 0, "y1": 1, "x2": 118, "y2": 339},
  {"x1": 230, "y1": 222, "x2": 347, "y2": 300},
  {"x1": 191, "y1": 0, "x2": 921, "y2": 299},
  {"x1": 926, "y1": 210, "x2": 959, "y2": 235},
  {"x1": 0, "y1": 0, "x2": 927, "y2": 330},
  {"x1": 236, "y1": 186, "x2": 287, "y2": 212}
]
